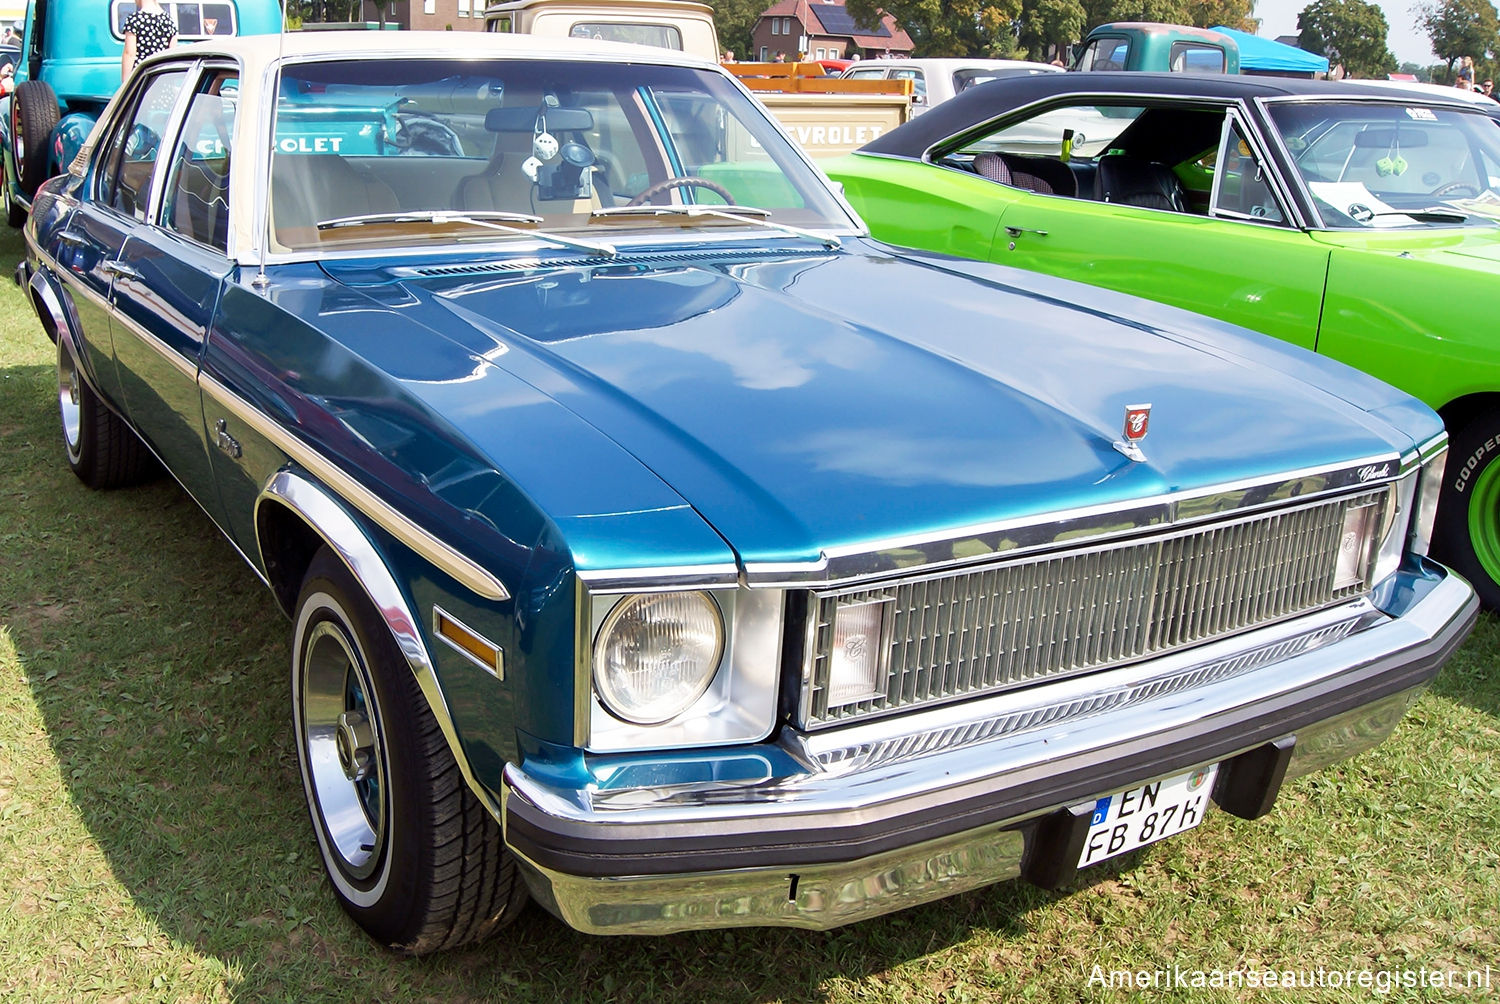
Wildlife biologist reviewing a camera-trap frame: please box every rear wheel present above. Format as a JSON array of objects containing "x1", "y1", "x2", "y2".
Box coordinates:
[
  {"x1": 58, "y1": 337, "x2": 155, "y2": 489},
  {"x1": 11, "y1": 79, "x2": 59, "y2": 202},
  {"x1": 1434, "y1": 412, "x2": 1500, "y2": 608},
  {"x1": 292, "y1": 548, "x2": 528, "y2": 953}
]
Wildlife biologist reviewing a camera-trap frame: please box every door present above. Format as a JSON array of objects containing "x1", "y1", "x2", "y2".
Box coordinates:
[
  {"x1": 58, "y1": 68, "x2": 190, "y2": 410},
  {"x1": 111, "y1": 66, "x2": 240, "y2": 519},
  {"x1": 984, "y1": 102, "x2": 1330, "y2": 351}
]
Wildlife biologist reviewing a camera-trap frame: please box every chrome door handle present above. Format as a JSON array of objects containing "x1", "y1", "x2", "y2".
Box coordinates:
[
  {"x1": 1004, "y1": 226, "x2": 1048, "y2": 238},
  {"x1": 101, "y1": 259, "x2": 142, "y2": 280},
  {"x1": 57, "y1": 230, "x2": 87, "y2": 246}
]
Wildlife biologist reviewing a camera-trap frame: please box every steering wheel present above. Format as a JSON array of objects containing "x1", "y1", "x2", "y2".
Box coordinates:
[
  {"x1": 1431, "y1": 181, "x2": 1481, "y2": 198},
  {"x1": 626, "y1": 175, "x2": 735, "y2": 207}
]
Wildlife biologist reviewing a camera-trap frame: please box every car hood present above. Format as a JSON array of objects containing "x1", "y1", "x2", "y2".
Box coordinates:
[
  {"x1": 314, "y1": 240, "x2": 1427, "y2": 569},
  {"x1": 1309, "y1": 223, "x2": 1500, "y2": 267}
]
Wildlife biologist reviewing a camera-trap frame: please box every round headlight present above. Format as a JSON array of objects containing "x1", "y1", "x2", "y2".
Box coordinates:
[{"x1": 593, "y1": 591, "x2": 724, "y2": 725}]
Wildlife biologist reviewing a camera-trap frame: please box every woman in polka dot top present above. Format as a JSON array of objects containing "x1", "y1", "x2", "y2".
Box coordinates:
[{"x1": 121, "y1": 0, "x2": 177, "y2": 80}]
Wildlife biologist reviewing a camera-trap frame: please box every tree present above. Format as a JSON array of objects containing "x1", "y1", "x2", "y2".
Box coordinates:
[
  {"x1": 846, "y1": 0, "x2": 1025, "y2": 57},
  {"x1": 1417, "y1": 0, "x2": 1499, "y2": 72},
  {"x1": 711, "y1": 0, "x2": 768, "y2": 60},
  {"x1": 1017, "y1": 0, "x2": 1085, "y2": 60},
  {"x1": 1297, "y1": 0, "x2": 1397, "y2": 77},
  {"x1": 1398, "y1": 60, "x2": 1434, "y2": 80}
]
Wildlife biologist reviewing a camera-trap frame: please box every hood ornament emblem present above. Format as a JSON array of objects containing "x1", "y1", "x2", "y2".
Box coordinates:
[{"x1": 1113, "y1": 402, "x2": 1151, "y2": 463}]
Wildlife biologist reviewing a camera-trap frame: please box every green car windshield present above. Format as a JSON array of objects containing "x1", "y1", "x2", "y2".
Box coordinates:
[
  {"x1": 1267, "y1": 101, "x2": 1500, "y2": 229},
  {"x1": 269, "y1": 57, "x2": 852, "y2": 250}
]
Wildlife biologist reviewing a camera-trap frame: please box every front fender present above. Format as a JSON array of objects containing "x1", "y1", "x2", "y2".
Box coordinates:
[{"x1": 256, "y1": 468, "x2": 504, "y2": 818}]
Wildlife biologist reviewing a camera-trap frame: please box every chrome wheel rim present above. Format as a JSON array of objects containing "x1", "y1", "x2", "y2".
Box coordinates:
[
  {"x1": 301, "y1": 619, "x2": 387, "y2": 882},
  {"x1": 58, "y1": 341, "x2": 82, "y2": 464}
]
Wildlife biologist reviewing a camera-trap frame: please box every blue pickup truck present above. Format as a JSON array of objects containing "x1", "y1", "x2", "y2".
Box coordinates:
[{"x1": 1, "y1": 0, "x2": 281, "y2": 226}]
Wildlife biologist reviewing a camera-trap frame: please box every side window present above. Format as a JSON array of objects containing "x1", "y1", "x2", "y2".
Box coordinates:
[
  {"x1": 95, "y1": 68, "x2": 189, "y2": 221},
  {"x1": 1170, "y1": 43, "x2": 1226, "y2": 74},
  {"x1": 962, "y1": 103, "x2": 1140, "y2": 159},
  {"x1": 891, "y1": 67, "x2": 926, "y2": 103},
  {"x1": 1076, "y1": 38, "x2": 1129, "y2": 71},
  {"x1": 1210, "y1": 115, "x2": 1285, "y2": 223},
  {"x1": 163, "y1": 70, "x2": 237, "y2": 252}
]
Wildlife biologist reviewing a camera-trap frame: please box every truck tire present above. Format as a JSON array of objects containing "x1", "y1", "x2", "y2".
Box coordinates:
[{"x1": 11, "y1": 79, "x2": 59, "y2": 200}]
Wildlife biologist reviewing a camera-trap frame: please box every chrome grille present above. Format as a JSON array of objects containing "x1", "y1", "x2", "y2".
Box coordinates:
[{"x1": 800, "y1": 488, "x2": 1388, "y2": 727}]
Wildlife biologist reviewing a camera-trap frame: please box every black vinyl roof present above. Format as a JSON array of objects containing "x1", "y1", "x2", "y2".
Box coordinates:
[{"x1": 859, "y1": 72, "x2": 1492, "y2": 158}]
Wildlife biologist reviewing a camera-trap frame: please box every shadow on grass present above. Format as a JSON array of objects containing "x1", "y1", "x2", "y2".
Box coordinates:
[
  {"x1": 2, "y1": 347, "x2": 1129, "y2": 1000},
  {"x1": 1427, "y1": 608, "x2": 1500, "y2": 720}
]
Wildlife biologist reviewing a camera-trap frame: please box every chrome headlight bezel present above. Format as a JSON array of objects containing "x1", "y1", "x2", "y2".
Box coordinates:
[{"x1": 578, "y1": 582, "x2": 783, "y2": 753}]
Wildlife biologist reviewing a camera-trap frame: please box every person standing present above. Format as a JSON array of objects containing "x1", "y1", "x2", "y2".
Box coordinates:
[
  {"x1": 1457, "y1": 55, "x2": 1475, "y2": 90},
  {"x1": 121, "y1": 0, "x2": 176, "y2": 80}
]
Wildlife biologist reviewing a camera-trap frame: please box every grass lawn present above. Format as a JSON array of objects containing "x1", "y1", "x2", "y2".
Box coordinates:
[{"x1": 0, "y1": 224, "x2": 1497, "y2": 1003}]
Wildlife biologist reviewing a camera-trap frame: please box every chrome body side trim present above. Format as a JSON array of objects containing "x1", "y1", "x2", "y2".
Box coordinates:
[
  {"x1": 258, "y1": 470, "x2": 498, "y2": 816},
  {"x1": 501, "y1": 569, "x2": 1475, "y2": 934},
  {"x1": 199, "y1": 372, "x2": 510, "y2": 602},
  {"x1": 744, "y1": 452, "x2": 1406, "y2": 587}
]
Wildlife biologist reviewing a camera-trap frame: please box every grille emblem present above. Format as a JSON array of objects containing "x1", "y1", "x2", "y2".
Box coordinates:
[{"x1": 1113, "y1": 403, "x2": 1151, "y2": 462}]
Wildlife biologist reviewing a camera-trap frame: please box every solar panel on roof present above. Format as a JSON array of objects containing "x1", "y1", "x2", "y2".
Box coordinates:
[{"x1": 812, "y1": 5, "x2": 891, "y2": 37}]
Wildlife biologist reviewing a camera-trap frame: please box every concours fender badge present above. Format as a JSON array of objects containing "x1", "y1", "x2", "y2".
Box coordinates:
[{"x1": 1113, "y1": 402, "x2": 1151, "y2": 463}]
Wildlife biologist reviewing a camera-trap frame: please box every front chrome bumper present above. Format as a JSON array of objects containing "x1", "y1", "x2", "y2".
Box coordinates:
[{"x1": 501, "y1": 566, "x2": 1477, "y2": 935}]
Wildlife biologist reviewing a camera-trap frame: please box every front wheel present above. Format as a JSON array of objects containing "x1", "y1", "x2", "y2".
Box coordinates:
[
  {"x1": 292, "y1": 548, "x2": 528, "y2": 953},
  {"x1": 1433, "y1": 413, "x2": 1500, "y2": 608}
]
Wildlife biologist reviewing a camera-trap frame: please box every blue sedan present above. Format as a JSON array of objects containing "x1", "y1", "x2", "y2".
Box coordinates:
[{"x1": 20, "y1": 31, "x2": 1476, "y2": 952}]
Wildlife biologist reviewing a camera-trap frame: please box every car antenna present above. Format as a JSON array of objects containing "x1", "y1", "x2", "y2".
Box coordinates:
[{"x1": 253, "y1": 0, "x2": 291, "y2": 291}]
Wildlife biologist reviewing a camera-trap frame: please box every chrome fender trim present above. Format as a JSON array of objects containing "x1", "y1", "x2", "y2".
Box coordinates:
[
  {"x1": 257, "y1": 469, "x2": 499, "y2": 819},
  {"x1": 29, "y1": 266, "x2": 73, "y2": 350}
]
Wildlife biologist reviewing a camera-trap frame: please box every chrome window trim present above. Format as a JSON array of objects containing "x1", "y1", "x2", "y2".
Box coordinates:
[
  {"x1": 161, "y1": 59, "x2": 246, "y2": 260},
  {"x1": 116, "y1": 61, "x2": 203, "y2": 228},
  {"x1": 258, "y1": 470, "x2": 499, "y2": 818},
  {"x1": 246, "y1": 230, "x2": 865, "y2": 269},
  {"x1": 1227, "y1": 100, "x2": 1315, "y2": 232},
  {"x1": 745, "y1": 452, "x2": 1407, "y2": 587},
  {"x1": 918, "y1": 89, "x2": 1234, "y2": 164},
  {"x1": 199, "y1": 372, "x2": 511, "y2": 602}
]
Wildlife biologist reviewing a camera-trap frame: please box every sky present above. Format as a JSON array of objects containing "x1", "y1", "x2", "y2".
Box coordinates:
[{"x1": 1251, "y1": 0, "x2": 1436, "y2": 66}]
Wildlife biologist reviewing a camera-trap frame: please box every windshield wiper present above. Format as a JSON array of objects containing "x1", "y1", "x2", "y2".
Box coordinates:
[
  {"x1": 1356, "y1": 207, "x2": 1470, "y2": 224},
  {"x1": 589, "y1": 205, "x2": 841, "y2": 249},
  {"x1": 315, "y1": 210, "x2": 617, "y2": 257}
]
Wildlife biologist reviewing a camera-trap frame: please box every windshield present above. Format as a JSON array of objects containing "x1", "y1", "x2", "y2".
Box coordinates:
[
  {"x1": 1268, "y1": 100, "x2": 1500, "y2": 228},
  {"x1": 269, "y1": 58, "x2": 852, "y2": 251}
]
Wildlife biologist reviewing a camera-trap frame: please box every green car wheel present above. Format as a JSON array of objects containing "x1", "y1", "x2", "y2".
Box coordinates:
[{"x1": 1436, "y1": 415, "x2": 1500, "y2": 609}]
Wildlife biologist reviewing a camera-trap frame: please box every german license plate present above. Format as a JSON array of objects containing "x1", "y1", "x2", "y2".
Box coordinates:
[{"x1": 1078, "y1": 765, "x2": 1218, "y2": 868}]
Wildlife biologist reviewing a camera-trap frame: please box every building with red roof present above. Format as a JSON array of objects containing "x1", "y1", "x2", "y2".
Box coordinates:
[{"x1": 750, "y1": 0, "x2": 914, "y2": 63}]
